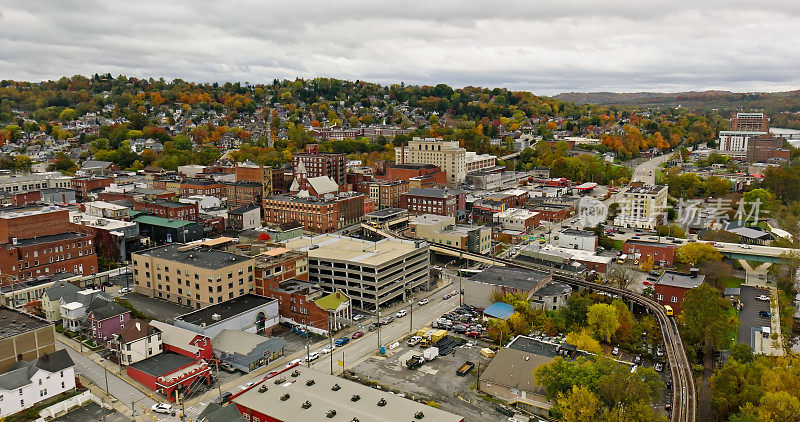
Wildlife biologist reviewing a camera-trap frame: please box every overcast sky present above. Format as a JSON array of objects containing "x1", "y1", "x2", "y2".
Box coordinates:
[{"x1": 2, "y1": 1, "x2": 799, "y2": 95}]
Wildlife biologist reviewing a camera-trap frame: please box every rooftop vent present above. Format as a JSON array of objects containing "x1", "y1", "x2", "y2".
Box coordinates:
[
  {"x1": 258, "y1": 385, "x2": 268, "y2": 393},
  {"x1": 211, "y1": 313, "x2": 221, "y2": 321},
  {"x1": 280, "y1": 393, "x2": 290, "y2": 401},
  {"x1": 326, "y1": 410, "x2": 336, "y2": 418},
  {"x1": 301, "y1": 400, "x2": 312, "y2": 409},
  {"x1": 306, "y1": 379, "x2": 315, "y2": 386},
  {"x1": 414, "y1": 411, "x2": 425, "y2": 419},
  {"x1": 350, "y1": 394, "x2": 360, "y2": 402},
  {"x1": 274, "y1": 378, "x2": 286, "y2": 385},
  {"x1": 291, "y1": 370, "x2": 300, "y2": 377},
  {"x1": 377, "y1": 398, "x2": 387, "y2": 407},
  {"x1": 331, "y1": 383, "x2": 340, "y2": 391}
]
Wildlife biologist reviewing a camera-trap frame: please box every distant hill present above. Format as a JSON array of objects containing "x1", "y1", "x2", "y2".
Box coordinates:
[{"x1": 555, "y1": 90, "x2": 800, "y2": 113}]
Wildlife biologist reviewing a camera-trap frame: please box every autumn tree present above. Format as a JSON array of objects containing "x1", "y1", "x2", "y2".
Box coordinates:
[
  {"x1": 607, "y1": 266, "x2": 637, "y2": 290},
  {"x1": 557, "y1": 386, "x2": 601, "y2": 422},
  {"x1": 676, "y1": 243, "x2": 722, "y2": 267},
  {"x1": 587, "y1": 303, "x2": 618, "y2": 343},
  {"x1": 566, "y1": 329, "x2": 602, "y2": 354}
]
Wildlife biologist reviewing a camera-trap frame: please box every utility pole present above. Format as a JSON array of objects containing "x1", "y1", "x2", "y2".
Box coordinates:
[
  {"x1": 407, "y1": 287, "x2": 413, "y2": 334},
  {"x1": 376, "y1": 300, "x2": 381, "y2": 351},
  {"x1": 215, "y1": 362, "x2": 222, "y2": 399},
  {"x1": 329, "y1": 327, "x2": 334, "y2": 375},
  {"x1": 304, "y1": 319, "x2": 311, "y2": 368}
]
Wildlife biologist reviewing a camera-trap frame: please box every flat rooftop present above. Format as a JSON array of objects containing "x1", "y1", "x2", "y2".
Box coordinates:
[
  {"x1": 14, "y1": 232, "x2": 92, "y2": 247},
  {"x1": 656, "y1": 271, "x2": 705, "y2": 289},
  {"x1": 128, "y1": 353, "x2": 196, "y2": 377},
  {"x1": 468, "y1": 266, "x2": 550, "y2": 291},
  {"x1": 0, "y1": 307, "x2": 52, "y2": 340},
  {"x1": 175, "y1": 294, "x2": 276, "y2": 327},
  {"x1": 365, "y1": 208, "x2": 407, "y2": 218},
  {"x1": 233, "y1": 365, "x2": 463, "y2": 422},
  {"x1": 135, "y1": 244, "x2": 252, "y2": 270},
  {"x1": 285, "y1": 235, "x2": 426, "y2": 267}
]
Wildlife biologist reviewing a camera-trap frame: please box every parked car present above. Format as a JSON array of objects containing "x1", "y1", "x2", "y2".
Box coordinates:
[
  {"x1": 407, "y1": 336, "x2": 422, "y2": 346},
  {"x1": 102, "y1": 280, "x2": 114, "y2": 287},
  {"x1": 758, "y1": 311, "x2": 771, "y2": 318},
  {"x1": 642, "y1": 280, "x2": 653, "y2": 286},
  {"x1": 450, "y1": 290, "x2": 459, "y2": 296},
  {"x1": 611, "y1": 347, "x2": 619, "y2": 356},
  {"x1": 452, "y1": 324, "x2": 468, "y2": 334},
  {"x1": 352, "y1": 314, "x2": 365, "y2": 321},
  {"x1": 755, "y1": 294, "x2": 770, "y2": 301},
  {"x1": 335, "y1": 337, "x2": 350, "y2": 346},
  {"x1": 396, "y1": 310, "x2": 407, "y2": 318},
  {"x1": 285, "y1": 358, "x2": 302, "y2": 368},
  {"x1": 351, "y1": 331, "x2": 364, "y2": 339},
  {"x1": 418, "y1": 298, "x2": 429, "y2": 306},
  {"x1": 382, "y1": 316, "x2": 395, "y2": 325},
  {"x1": 654, "y1": 363, "x2": 664, "y2": 372},
  {"x1": 465, "y1": 331, "x2": 483, "y2": 338},
  {"x1": 656, "y1": 346, "x2": 664, "y2": 357},
  {"x1": 366, "y1": 323, "x2": 377, "y2": 332},
  {"x1": 216, "y1": 392, "x2": 233, "y2": 404},
  {"x1": 219, "y1": 363, "x2": 237, "y2": 373},
  {"x1": 307, "y1": 351, "x2": 320, "y2": 361},
  {"x1": 117, "y1": 287, "x2": 130, "y2": 294},
  {"x1": 151, "y1": 403, "x2": 174, "y2": 415},
  {"x1": 433, "y1": 266, "x2": 443, "y2": 271},
  {"x1": 442, "y1": 294, "x2": 451, "y2": 300},
  {"x1": 633, "y1": 355, "x2": 642, "y2": 365}
]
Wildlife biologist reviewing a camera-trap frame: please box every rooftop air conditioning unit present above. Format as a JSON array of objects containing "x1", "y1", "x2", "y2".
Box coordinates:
[{"x1": 211, "y1": 313, "x2": 221, "y2": 321}]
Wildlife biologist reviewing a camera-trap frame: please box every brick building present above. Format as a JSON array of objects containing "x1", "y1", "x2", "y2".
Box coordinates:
[
  {"x1": 235, "y1": 161, "x2": 273, "y2": 197},
  {"x1": 133, "y1": 199, "x2": 199, "y2": 221},
  {"x1": 263, "y1": 193, "x2": 365, "y2": 233},
  {"x1": 0, "y1": 207, "x2": 98, "y2": 282},
  {"x1": 180, "y1": 178, "x2": 226, "y2": 198},
  {"x1": 226, "y1": 181, "x2": 263, "y2": 209},
  {"x1": 729, "y1": 112, "x2": 770, "y2": 132},
  {"x1": 71, "y1": 177, "x2": 114, "y2": 202},
  {"x1": 0, "y1": 307, "x2": 56, "y2": 372},
  {"x1": 375, "y1": 163, "x2": 447, "y2": 187},
  {"x1": 11, "y1": 190, "x2": 42, "y2": 207},
  {"x1": 292, "y1": 144, "x2": 347, "y2": 186},
  {"x1": 357, "y1": 179, "x2": 409, "y2": 209},
  {"x1": 253, "y1": 249, "x2": 308, "y2": 296},
  {"x1": 654, "y1": 270, "x2": 705, "y2": 315},
  {"x1": 746, "y1": 134, "x2": 790, "y2": 163},
  {"x1": 622, "y1": 239, "x2": 677, "y2": 267},
  {"x1": 400, "y1": 188, "x2": 466, "y2": 219}
]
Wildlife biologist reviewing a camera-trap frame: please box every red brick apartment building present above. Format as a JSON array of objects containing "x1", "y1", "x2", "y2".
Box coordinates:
[
  {"x1": 71, "y1": 177, "x2": 114, "y2": 202},
  {"x1": 263, "y1": 194, "x2": 365, "y2": 233},
  {"x1": 375, "y1": 163, "x2": 447, "y2": 187},
  {"x1": 729, "y1": 112, "x2": 770, "y2": 132},
  {"x1": 179, "y1": 178, "x2": 226, "y2": 198},
  {"x1": 253, "y1": 249, "x2": 308, "y2": 296},
  {"x1": 133, "y1": 199, "x2": 199, "y2": 221},
  {"x1": 226, "y1": 181, "x2": 264, "y2": 209},
  {"x1": 0, "y1": 207, "x2": 97, "y2": 283},
  {"x1": 291, "y1": 144, "x2": 347, "y2": 186},
  {"x1": 400, "y1": 188, "x2": 466, "y2": 219}
]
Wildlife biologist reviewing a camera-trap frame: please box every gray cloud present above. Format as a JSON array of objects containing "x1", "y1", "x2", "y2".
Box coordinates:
[{"x1": 1, "y1": 0, "x2": 799, "y2": 94}]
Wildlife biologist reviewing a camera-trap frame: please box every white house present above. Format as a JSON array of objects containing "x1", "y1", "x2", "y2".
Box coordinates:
[
  {"x1": 115, "y1": 319, "x2": 163, "y2": 365},
  {"x1": 0, "y1": 350, "x2": 76, "y2": 418}
]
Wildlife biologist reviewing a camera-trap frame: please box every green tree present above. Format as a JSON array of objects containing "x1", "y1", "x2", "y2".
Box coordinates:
[
  {"x1": 566, "y1": 329, "x2": 603, "y2": 354},
  {"x1": 14, "y1": 155, "x2": 32, "y2": 170},
  {"x1": 756, "y1": 391, "x2": 800, "y2": 422},
  {"x1": 656, "y1": 223, "x2": 686, "y2": 238},
  {"x1": 587, "y1": 303, "x2": 619, "y2": 343},
  {"x1": 680, "y1": 284, "x2": 737, "y2": 359}
]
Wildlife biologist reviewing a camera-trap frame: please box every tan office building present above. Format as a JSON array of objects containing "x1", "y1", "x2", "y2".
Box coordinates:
[
  {"x1": 132, "y1": 244, "x2": 255, "y2": 309},
  {"x1": 0, "y1": 307, "x2": 56, "y2": 372}
]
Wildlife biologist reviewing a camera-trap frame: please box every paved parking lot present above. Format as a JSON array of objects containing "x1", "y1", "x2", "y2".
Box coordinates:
[
  {"x1": 120, "y1": 293, "x2": 192, "y2": 322},
  {"x1": 349, "y1": 340, "x2": 497, "y2": 422},
  {"x1": 738, "y1": 285, "x2": 773, "y2": 351},
  {"x1": 51, "y1": 402, "x2": 128, "y2": 422}
]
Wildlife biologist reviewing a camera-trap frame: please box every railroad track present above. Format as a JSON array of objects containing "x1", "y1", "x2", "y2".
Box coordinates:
[{"x1": 361, "y1": 224, "x2": 697, "y2": 422}]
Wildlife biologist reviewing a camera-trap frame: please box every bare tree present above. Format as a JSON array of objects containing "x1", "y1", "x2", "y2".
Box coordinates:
[{"x1": 607, "y1": 266, "x2": 637, "y2": 290}]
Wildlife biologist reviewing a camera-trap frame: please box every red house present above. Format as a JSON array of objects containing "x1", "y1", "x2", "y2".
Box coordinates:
[
  {"x1": 149, "y1": 321, "x2": 213, "y2": 361},
  {"x1": 654, "y1": 270, "x2": 705, "y2": 315}
]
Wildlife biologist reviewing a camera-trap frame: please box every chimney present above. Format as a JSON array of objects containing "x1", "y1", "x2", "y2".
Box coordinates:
[{"x1": 690, "y1": 268, "x2": 699, "y2": 278}]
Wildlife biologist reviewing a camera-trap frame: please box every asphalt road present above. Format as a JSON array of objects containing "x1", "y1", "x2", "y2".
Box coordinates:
[
  {"x1": 309, "y1": 286, "x2": 461, "y2": 374},
  {"x1": 58, "y1": 340, "x2": 180, "y2": 421}
]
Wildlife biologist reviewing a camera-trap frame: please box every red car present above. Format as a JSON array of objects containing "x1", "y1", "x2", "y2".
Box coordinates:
[
  {"x1": 642, "y1": 280, "x2": 653, "y2": 286},
  {"x1": 351, "y1": 331, "x2": 364, "y2": 339},
  {"x1": 465, "y1": 331, "x2": 483, "y2": 338}
]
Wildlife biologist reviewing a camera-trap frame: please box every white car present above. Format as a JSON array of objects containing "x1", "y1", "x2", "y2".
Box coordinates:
[
  {"x1": 352, "y1": 314, "x2": 365, "y2": 321},
  {"x1": 117, "y1": 287, "x2": 130, "y2": 294},
  {"x1": 611, "y1": 347, "x2": 619, "y2": 356},
  {"x1": 418, "y1": 299, "x2": 429, "y2": 306},
  {"x1": 739, "y1": 244, "x2": 752, "y2": 249},
  {"x1": 450, "y1": 290, "x2": 459, "y2": 296},
  {"x1": 755, "y1": 294, "x2": 770, "y2": 301},
  {"x1": 239, "y1": 381, "x2": 255, "y2": 390},
  {"x1": 433, "y1": 266, "x2": 443, "y2": 271},
  {"x1": 407, "y1": 336, "x2": 422, "y2": 346},
  {"x1": 307, "y1": 351, "x2": 320, "y2": 361},
  {"x1": 396, "y1": 309, "x2": 407, "y2": 318},
  {"x1": 151, "y1": 403, "x2": 174, "y2": 414},
  {"x1": 286, "y1": 358, "x2": 303, "y2": 368},
  {"x1": 321, "y1": 346, "x2": 335, "y2": 354}
]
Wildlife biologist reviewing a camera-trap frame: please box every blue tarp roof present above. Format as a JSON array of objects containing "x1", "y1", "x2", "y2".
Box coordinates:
[{"x1": 483, "y1": 302, "x2": 515, "y2": 320}]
